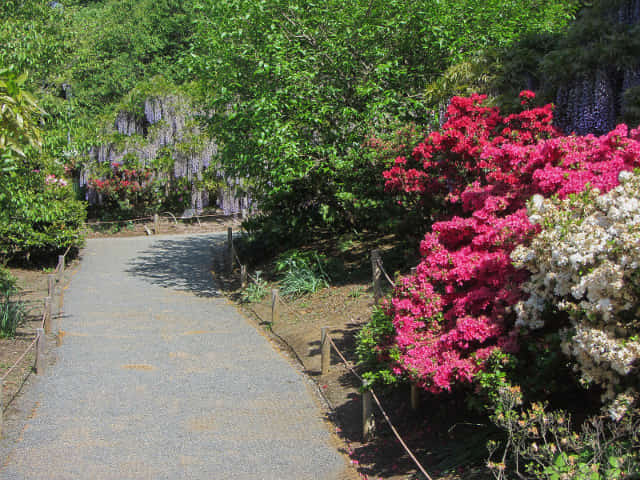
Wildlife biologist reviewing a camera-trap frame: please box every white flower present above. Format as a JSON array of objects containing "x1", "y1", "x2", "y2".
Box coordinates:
[
  {"x1": 514, "y1": 171, "x2": 640, "y2": 406},
  {"x1": 618, "y1": 170, "x2": 633, "y2": 184}
]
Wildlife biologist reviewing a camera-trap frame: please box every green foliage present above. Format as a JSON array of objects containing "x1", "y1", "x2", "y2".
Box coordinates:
[
  {"x1": 0, "y1": 70, "x2": 43, "y2": 158},
  {"x1": 0, "y1": 267, "x2": 17, "y2": 296},
  {"x1": 492, "y1": 0, "x2": 640, "y2": 117},
  {"x1": 0, "y1": 167, "x2": 86, "y2": 262},
  {"x1": 0, "y1": 266, "x2": 25, "y2": 337},
  {"x1": 60, "y1": 0, "x2": 193, "y2": 112},
  {"x1": 241, "y1": 271, "x2": 268, "y2": 304},
  {"x1": 356, "y1": 307, "x2": 401, "y2": 388},
  {"x1": 0, "y1": 294, "x2": 26, "y2": 338},
  {"x1": 468, "y1": 350, "x2": 516, "y2": 412},
  {"x1": 487, "y1": 387, "x2": 640, "y2": 479},
  {"x1": 0, "y1": 68, "x2": 85, "y2": 262},
  {"x1": 275, "y1": 250, "x2": 330, "y2": 298},
  {"x1": 187, "y1": 0, "x2": 579, "y2": 245}
]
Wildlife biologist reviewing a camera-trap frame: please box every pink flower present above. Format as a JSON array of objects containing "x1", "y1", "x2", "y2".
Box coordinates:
[{"x1": 379, "y1": 93, "x2": 640, "y2": 393}]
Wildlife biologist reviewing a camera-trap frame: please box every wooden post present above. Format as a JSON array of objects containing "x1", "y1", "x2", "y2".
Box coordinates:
[
  {"x1": 153, "y1": 213, "x2": 160, "y2": 235},
  {"x1": 240, "y1": 264, "x2": 248, "y2": 289},
  {"x1": 411, "y1": 384, "x2": 420, "y2": 410},
  {"x1": 35, "y1": 328, "x2": 45, "y2": 375},
  {"x1": 362, "y1": 390, "x2": 375, "y2": 442},
  {"x1": 227, "y1": 227, "x2": 233, "y2": 274},
  {"x1": 57, "y1": 254, "x2": 65, "y2": 281},
  {"x1": 271, "y1": 288, "x2": 280, "y2": 324},
  {"x1": 48, "y1": 274, "x2": 56, "y2": 297},
  {"x1": 371, "y1": 249, "x2": 382, "y2": 305},
  {"x1": 241, "y1": 208, "x2": 247, "y2": 219},
  {"x1": 0, "y1": 382, "x2": 3, "y2": 438},
  {"x1": 44, "y1": 297, "x2": 52, "y2": 334},
  {"x1": 411, "y1": 266, "x2": 417, "y2": 276},
  {"x1": 321, "y1": 327, "x2": 330, "y2": 375}
]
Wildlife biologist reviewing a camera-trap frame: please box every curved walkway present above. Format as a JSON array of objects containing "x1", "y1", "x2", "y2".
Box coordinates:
[{"x1": 0, "y1": 233, "x2": 346, "y2": 479}]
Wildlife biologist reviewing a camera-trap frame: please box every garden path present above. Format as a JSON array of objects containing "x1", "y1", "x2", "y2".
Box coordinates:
[{"x1": 0, "y1": 233, "x2": 347, "y2": 479}]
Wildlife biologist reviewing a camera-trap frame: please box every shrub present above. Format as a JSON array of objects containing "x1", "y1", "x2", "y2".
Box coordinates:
[
  {"x1": 512, "y1": 171, "x2": 640, "y2": 406},
  {"x1": 0, "y1": 69, "x2": 85, "y2": 263},
  {"x1": 0, "y1": 294, "x2": 25, "y2": 337},
  {"x1": 373, "y1": 92, "x2": 640, "y2": 396},
  {"x1": 0, "y1": 165, "x2": 86, "y2": 262},
  {"x1": 356, "y1": 306, "x2": 402, "y2": 387},
  {"x1": 87, "y1": 157, "x2": 194, "y2": 219}
]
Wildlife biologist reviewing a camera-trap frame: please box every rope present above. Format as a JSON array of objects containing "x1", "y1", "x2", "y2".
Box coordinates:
[
  {"x1": 233, "y1": 249, "x2": 243, "y2": 268},
  {"x1": 328, "y1": 336, "x2": 433, "y2": 480},
  {"x1": 377, "y1": 258, "x2": 396, "y2": 288},
  {"x1": 227, "y1": 233, "x2": 428, "y2": 478},
  {"x1": 276, "y1": 295, "x2": 306, "y2": 323},
  {"x1": 1, "y1": 335, "x2": 38, "y2": 383},
  {"x1": 83, "y1": 212, "x2": 232, "y2": 227},
  {"x1": 329, "y1": 337, "x2": 362, "y2": 381},
  {"x1": 40, "y1": 308, "x2": 47, "y2": 330},
  {"x1": 162, "y1": 211, "x2": 178, "y2": 225},
  {"x1": 235, "y1": 253, "x2": 430, "y2": 479},
  {"x1": 83, "y1": 215, "x2": 155, "y2": 225}
]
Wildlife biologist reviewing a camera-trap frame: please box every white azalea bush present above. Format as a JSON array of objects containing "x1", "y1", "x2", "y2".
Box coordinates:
[{"x1": 511, "y1": 170, "x2": 640, "y2": 415}]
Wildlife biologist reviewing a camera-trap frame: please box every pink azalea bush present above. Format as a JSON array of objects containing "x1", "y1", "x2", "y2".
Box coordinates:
[{"x1": 377, "y1": 92, "x2": 640, "y2": 394}]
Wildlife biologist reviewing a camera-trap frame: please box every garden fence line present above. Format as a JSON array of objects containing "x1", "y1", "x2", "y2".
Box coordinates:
[
  {"x1": 0, "y1": 245, "x2": 72, "y2": 437},
  {"x1": 82, "y1": 211, "x2": 240, "y2": 227},
  {"x1": 225, "y1": 227, "x2": 432, "y2": 480}
]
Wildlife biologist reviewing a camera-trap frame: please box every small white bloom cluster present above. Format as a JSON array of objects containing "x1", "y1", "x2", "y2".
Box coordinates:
[{"x1": 511, "y1": 171, "x2": 640, "y2": 406}]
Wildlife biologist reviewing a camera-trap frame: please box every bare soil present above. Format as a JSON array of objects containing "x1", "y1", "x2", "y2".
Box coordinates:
[
  {"x1": 216, "y1": 233, "x2": 494, "y2": 480},
  {"x1": 1, "y1": 267, "x2": 60, "y2": 413}
]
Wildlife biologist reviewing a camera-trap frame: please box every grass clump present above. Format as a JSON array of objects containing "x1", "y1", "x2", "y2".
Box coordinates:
[
  {"x1": 275, "y1": 250, "x2": 330, "y2": 299},
  {"x1": 0, "y1": 267, "x2": 25, "y2": 337}
]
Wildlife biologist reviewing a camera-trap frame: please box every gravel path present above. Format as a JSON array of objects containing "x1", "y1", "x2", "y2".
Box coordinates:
[{"x1": 0, "y1": 233, "x2": 347, "y2": 479}]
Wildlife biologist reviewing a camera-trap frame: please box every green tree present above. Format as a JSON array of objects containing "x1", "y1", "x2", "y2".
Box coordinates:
[{"x1": 186, "y1": 0, "x2": 580, "y2": 245}]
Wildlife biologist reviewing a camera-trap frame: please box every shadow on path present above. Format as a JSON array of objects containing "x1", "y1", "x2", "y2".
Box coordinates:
[{"x1": 125, "y1": 234, "x2": 224, "y2": 297}]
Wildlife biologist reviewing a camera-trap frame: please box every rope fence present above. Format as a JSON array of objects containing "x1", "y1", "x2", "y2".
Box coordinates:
[
  {"x1": 224, "y1": 227, "x2": 432, "y2": 479},
  {"x1": 376, "y1": 257, "x2": 396, "y2": 289},
  {"x1": 0, "y1": 245, "x2": 71, "y2": 436},
  {"x1": 82, "y1": 211, "x2": 236, "y2": 227}
]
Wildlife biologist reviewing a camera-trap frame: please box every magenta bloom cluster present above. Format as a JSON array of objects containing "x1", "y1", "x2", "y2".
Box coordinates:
[{"x1": 381, "y1": 92, "x2": 640, "y2": 393}]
